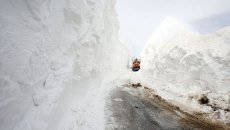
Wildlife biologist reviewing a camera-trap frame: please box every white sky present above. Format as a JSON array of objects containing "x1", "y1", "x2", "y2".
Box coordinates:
[{"x1": 116, "y1": 0, "x2": 230, "y2": 56}]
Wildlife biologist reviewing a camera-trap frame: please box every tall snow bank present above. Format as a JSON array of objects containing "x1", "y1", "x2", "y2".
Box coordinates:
[
  {"x1": 140, "y1": 17, "x2": 230, "y2": 123},
  {"x1": 0, "y1": 0, "x2": 129, "y2": 130}
]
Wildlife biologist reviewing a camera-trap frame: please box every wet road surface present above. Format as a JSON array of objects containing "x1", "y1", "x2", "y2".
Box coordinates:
[
  {"x1": 105, "y1": 86, "x2": 197, "y2": 130},
  {"x1": 105, "y1": 83, "x2": 230, "y2": 130}
]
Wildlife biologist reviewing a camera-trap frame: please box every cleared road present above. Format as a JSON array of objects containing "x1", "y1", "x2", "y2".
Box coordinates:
[{"x1": 105, "y1": 84, "x2": 228, "y2": 130}]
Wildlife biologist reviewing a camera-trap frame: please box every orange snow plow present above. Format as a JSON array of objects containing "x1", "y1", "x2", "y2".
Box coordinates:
[{"x1": 132, "y1": 59, "x2": 140, "y2": 71}]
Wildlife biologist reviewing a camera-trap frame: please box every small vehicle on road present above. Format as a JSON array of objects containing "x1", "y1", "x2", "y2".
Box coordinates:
[{"x1": 132, "y1": 58, "x2": 140, "y2": 71}]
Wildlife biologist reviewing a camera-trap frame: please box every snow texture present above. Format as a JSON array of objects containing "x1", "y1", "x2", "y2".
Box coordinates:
[
  {"x1": 140, "y1": 17, "x2": 230, "y2": 124},
  {"x1": 0, "y1": 0, "x2": 129, "y2": 130}
]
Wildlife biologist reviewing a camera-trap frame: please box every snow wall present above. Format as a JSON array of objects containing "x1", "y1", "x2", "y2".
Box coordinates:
[
  {"x1": 140, "y1": 17, "x2": 230, "y2": 123},
  {"x1": 0, "y1": 0, "x2": 130, "y2": 130}
]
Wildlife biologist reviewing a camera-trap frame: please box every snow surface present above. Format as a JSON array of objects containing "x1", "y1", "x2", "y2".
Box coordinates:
[
  {"x1": 0, "y1": 0, "x2": 130, "y2": 130},
  {"x1": 1, "y1": 0, "x2": 229, "y2": 129},
  {"x1": 140, "y1": 17, "x2": 230, "y2": 124}
]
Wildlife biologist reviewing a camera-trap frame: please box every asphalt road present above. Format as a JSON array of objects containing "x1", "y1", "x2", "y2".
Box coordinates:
[{"x1": 105, "y1": 86, "x2": 198, "y2": 130}]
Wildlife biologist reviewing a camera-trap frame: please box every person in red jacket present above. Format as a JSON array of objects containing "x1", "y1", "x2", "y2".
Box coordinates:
[{"x1": 132, "y1": 58, "x2": 140, "y2": 71}]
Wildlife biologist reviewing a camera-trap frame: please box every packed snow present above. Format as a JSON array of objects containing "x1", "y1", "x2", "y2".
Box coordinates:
[
  {"x1": 0, "y1": 0, "x2": 129, "y2": 130},
  {"x1": 140, "y1": 17, "x2": 230, "y2": 124}
]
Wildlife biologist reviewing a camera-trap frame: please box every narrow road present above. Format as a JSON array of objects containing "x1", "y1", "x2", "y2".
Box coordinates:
[
  {"x1": 105, "y1": 83, "x2": 228, "y2": 130},
  {"x1": 105, "y1": 85, "x2": 195, "y2": 130}
]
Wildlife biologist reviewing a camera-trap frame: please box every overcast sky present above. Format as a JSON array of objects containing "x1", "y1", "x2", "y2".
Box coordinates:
[{"x1": 116, "y1": 0, "x2": 230, "y2": 57}]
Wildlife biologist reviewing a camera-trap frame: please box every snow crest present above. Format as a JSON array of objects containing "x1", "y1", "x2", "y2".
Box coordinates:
[{"x1": 141, "y1": 17, "x2": 230, "y2": 123}]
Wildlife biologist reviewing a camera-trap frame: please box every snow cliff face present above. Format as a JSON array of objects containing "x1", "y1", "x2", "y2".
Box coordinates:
[
  {"x1": 0, "y1": 0, "x2": 129, "y2": 130},
  {"x1": 141, "y1": 17, "x2": 230, "y2": 122}
]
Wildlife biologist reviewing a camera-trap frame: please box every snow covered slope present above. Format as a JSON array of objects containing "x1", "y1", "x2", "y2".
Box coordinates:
[
  {"x1": 0, "y1": 0, "x2": 129, "y2": 130},
  {"x1": 140, "y1": 17, "x2": 230, "y2": 123}
]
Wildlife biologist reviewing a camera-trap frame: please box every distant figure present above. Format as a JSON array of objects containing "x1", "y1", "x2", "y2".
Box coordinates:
[{"x1": 132, "y1": 58, "x2": 140, "y2": 71}]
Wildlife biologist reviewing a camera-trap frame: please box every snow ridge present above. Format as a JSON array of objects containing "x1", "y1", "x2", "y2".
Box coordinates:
[
  {"x1": 141, "y1": 17, "x2": 230, "y2": 123},
  {"x1": 0, "y1": 0, "x2": 129, "y2": 130}
]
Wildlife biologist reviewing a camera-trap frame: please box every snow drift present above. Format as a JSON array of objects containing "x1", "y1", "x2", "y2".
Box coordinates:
[
  {"x1": 140, "y1": 17, "x2": 230, "y2": 123},
  {"x1": 0, "y1": 0, "x2": 129, "y2": 130}
]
